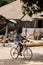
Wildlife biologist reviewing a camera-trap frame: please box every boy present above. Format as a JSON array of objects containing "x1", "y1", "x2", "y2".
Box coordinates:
[{"x1": 15, "y1": 27, "x2": 23, "y2": 55}]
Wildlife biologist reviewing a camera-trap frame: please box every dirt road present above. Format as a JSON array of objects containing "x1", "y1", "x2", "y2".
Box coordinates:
[{"x1": 0, "y1": 43, "x2": 43, "y2": 65}]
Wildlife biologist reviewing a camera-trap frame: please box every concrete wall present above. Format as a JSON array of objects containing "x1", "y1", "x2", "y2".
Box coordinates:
[{"x1": 22, "y1": 28, "x2": 43, "y2": 40}]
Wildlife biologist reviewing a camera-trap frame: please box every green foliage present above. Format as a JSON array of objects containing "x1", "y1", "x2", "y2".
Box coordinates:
[
  {"x1": 0, "y1": 0, "x2": 16, "y2": 7},
  {"x1": 6, "y1": 0, "x2": 16, "y2": 3},
  {"x1": 21, "y1": 0, "x2": 43, "y2": 16},
  {"x1": 0, "y1": 0, "x2": 7, "y2": 7}
]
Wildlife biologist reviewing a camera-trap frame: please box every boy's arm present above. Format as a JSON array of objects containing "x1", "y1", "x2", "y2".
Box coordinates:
[{"x1": 21, "y1": 35, "x2": 30, "y2": 42}]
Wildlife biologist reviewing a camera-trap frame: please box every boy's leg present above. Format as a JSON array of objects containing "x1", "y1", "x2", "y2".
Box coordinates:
[{"x1": 19, "y1": 43, "x2": 23, "y2": 55}]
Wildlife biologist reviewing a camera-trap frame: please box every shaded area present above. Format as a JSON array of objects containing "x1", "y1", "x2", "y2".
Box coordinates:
[
  {"x1": 0, "y1": 15, "x2": 16, "y2": 35},
  {"x1": 0, "y1": 0, "x2": 16, "y2": 7},
  {"x1": 0, "y1": 58, "x2": 28, "y2": 65},
  {"x1": 31, "y1": 53, "x2": 43, "y2": 62},
  {"x1": 0, "y1": 53, "x2": 43, "y2": 65}
]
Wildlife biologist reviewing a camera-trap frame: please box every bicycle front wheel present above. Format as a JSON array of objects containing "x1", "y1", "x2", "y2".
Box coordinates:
[
  {"x1": 10, "y1": 47, "x2": 18, "y2": 59},
  {"x1": 23, "y1": 47, "x2": 33, "y2": 60}
]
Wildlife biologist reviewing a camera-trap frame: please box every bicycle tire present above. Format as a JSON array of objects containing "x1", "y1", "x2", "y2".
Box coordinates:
[
  {"x1": 23, "y1": 47, "x2": 33, "y2": 60},
  {"x1": 10, "y1": 47, "x2": 18, "y2": 59}
]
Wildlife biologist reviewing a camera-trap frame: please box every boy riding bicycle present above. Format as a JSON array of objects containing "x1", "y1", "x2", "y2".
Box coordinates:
[{"x1": 14, "y1": 27, "x2": 23, "y2": 55}]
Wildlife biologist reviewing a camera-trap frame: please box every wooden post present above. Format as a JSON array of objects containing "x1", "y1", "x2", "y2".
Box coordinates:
[
  {"x1": 34, "y1": 19, "x2": 37, "y2": 28},
  {"x1": 33, "y1": 19, "x2": 36, "y2": 40},
  {"x1": 3, "y1": 25, "x2": 8, "y2": 46},
  {"x1": 37, "y1": 29, "x2": 40, "y2": 40}
]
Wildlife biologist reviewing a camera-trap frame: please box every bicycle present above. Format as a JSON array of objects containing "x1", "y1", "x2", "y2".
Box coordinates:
[{"x1": 10, "y1": 39, "x2": 33, "y2": 60}]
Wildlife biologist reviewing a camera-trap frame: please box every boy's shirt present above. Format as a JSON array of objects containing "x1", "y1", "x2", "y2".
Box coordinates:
[{"x1": 14, "y1": 33, "x2": 21, "y2": 44}]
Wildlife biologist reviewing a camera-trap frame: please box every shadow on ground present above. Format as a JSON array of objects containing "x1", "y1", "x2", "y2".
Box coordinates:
[
  {"x1": 31, "y1": 53, "x2": 43, "y2": 62},
  {"x1": 0, "y1": 53, "x2": 43, "y2": 65},
  {"x1": 0, "y1": 58, "x2": 28, "y2": 65}
]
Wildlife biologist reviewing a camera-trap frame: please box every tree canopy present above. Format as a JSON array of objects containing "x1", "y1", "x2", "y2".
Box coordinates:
[
  {"x1": 0, "y1": 0, "x2": 16, "y2": 7},
  {"x1": 20, "y1": 0, "x2": 43, "y2": 16}
]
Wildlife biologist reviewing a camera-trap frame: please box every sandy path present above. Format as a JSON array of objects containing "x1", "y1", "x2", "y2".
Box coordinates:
[{"x1": 0, "y1": 43, "x2": 43, "y2": 65}]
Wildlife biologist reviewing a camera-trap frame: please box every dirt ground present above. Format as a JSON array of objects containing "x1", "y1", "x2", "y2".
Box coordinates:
[{"x1": 0, "y1": 43, "x2": 43, "y2": 65}]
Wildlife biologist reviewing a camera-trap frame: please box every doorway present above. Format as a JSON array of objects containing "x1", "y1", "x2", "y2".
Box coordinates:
[{"x1": 38, "y1": 20, "x2": 42, "y2": 28}]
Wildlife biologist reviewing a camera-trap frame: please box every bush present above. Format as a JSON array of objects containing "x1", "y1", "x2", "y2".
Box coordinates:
[
  {"x1": 0, "y1": 0, "x2": 7, "y2": 7},
  {"x1": 0, "y1": 0, "x2": 16, "y2": 7}
]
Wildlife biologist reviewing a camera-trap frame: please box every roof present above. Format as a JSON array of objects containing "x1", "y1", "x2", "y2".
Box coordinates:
[
  {"x1": 0, "y1": 0, "x2": 43, "y2": 21},
  {"x1": 0, "y1": 0, "x2": 23, "y2": 19},
  {"x1": 0, "y1": 0, "x2": 35, "y2": 21},
  {"x1": 32, "y1": 12, "x2": 43, "y2": 20},
  {"x1": 22, "y1": 14, "x2": 34, "y2": 21}
]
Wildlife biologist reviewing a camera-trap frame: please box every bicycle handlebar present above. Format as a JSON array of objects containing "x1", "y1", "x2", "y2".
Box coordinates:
[{"x1": 21, "y1": 36, "x2": 30, "y2": 42}]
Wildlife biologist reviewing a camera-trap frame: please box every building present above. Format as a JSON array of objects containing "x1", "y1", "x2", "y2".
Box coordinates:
[
  {"x1": 32, "y1": 12, "x2": 43, "y2": 28},
  {"x1": 0, "y1": 0, "x2": 36, "y2": 28},
  {"x1": 0, "y1": 0, "x2": 43, "y2": 40}
]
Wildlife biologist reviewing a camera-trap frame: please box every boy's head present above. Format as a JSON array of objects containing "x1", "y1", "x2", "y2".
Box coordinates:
[{"x1": 17, "y1": 27, "x2": 22, "y2": 34}]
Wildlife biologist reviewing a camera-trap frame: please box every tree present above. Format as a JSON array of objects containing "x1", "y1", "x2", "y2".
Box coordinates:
[
  {"x1": 20, "y1": 0, "x2": 43, "y2": 16},
  {"x1": 0, "y1": 0, "x2": 16, "y2": 7},
  {"x1": 0, "y1": 0, "x2": 8, "y2": 7}
]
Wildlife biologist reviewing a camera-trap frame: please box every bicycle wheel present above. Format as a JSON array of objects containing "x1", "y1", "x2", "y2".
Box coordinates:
[
  {"x1": 10, "y1": 47, "x2": 18, "y2": 59},
  {"x1": 23, "y1": 47, "x2": 33, "y2": 60}
]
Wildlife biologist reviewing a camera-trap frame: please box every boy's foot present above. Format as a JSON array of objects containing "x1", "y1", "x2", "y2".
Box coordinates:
[
  {"x1": 19, "y1": 53, "x2": 22, "y2": 56},
  {"x1": 3, "y1": 44, "x2": 5, "y2": 47}
]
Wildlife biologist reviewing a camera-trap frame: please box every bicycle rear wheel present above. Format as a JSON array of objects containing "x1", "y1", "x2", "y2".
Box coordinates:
[
  {"x1": 23, "y1": 47, "x2": 33, "y2": 60},
  {"x1": 10, "y1": 47, "x2": 18, "y2": 59}
]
